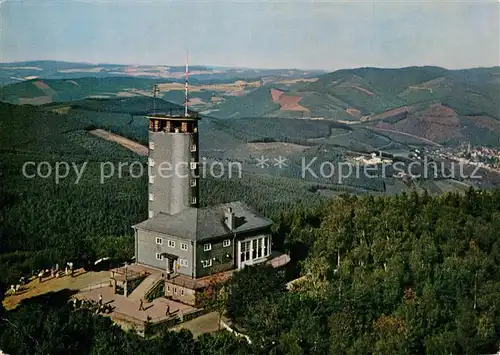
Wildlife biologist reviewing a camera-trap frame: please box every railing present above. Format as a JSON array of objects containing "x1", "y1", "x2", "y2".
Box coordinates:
[
  {"x1": 79, "y1": 281, "x2": 112, "y2": 292},
  {"x1": 110, "y1": 268, "x2": 146, "y2": 281},
  {"x1": 147, "y1": 109, "x2": 200, "y2": 119},
  {"x1": 112, "y1": 310, "x2": 147, "y2": 328},
  {"x1": 144, "y1": 279, "x2": 164, "y2": 302}
]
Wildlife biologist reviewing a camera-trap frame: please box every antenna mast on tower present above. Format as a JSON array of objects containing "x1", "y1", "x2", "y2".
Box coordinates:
[{"x1": 184, "y1": 52, "x2": 189, "y2": 117}]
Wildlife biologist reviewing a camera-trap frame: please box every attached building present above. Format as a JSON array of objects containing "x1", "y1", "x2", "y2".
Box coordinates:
[{"x1": 133, "y1": 201, "x2": 273, "y2": 278}]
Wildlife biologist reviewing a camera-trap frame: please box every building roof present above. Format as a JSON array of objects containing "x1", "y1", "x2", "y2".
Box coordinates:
[{"x1": 132, "y1": 201, "x2": 272, "y2": 242}]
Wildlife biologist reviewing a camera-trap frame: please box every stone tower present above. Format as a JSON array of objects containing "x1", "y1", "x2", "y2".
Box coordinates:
[{"x1": 147, "y1": 110, "x2": 200, "y2": 217}]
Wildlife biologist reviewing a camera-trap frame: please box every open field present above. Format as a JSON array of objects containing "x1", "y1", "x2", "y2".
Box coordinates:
[
  {"x1": 90, "y1": 128, "x2": 148, "y2": 156},
  {"x1": 3, "y1": 269, "x2": 110, "y2": 310}
]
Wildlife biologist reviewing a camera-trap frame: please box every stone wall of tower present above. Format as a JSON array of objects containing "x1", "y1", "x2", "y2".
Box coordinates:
[{"x1": 148, "y1": 120, "x2": 199, "y2": 216}]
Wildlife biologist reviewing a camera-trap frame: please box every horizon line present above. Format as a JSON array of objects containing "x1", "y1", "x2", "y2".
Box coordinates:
[{"x1": 0, "y1": 59, "x2": 499, "y2": 72}]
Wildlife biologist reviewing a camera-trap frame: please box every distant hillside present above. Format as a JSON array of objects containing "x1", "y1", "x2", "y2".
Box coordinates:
[
  {"x1": 210, "y1": 66, "x2": 500, "y2": 147},
  {"x1": 0, "y1": 60, "x2": 323, "y2": 85}
]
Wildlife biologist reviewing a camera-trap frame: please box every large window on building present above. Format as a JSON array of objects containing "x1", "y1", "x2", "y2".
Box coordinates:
[
  {"x1": 257, "y1": 238, "x2": 262, "y2": 258},
  {"x1": 239, "y1": 236, "x2": 270, "y2": 266},
  {"x1": 156, "y1": 253, "x2": 163, "y2": 260},
  {"x1": 180, "y1": 243, "x2": 188, "y2": 251},
  {"x1": 168, "y1": 240, "x2": 175, "y2": 248},
  {"x1": 149, "y1": 193, "x2": 154, "y2": 201},
  {"x1": 155, "y1": 237, "x2": 163, "y2": 245},
  {"x1": 180, "y1": 259, "x2": 188, "y2": 267},
  {"x1": 204, "y1": 243, "x2": 212, "y2": 251},
  {"x1": 240, "y1": 240, "x2": 251, "y2": 262},
  {"x1": 223, "y1": 239, "x2": 231, "y2": 247},
  {"x1": 149, "y1": 142, "x2": 155, "y2": 150}
]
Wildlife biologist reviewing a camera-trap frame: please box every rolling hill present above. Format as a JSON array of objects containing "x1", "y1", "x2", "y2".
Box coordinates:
[
  {"x1": 0, "y1": 60, "x2": 323, "y2": 85},
  {"x1": 1, "y1": 65, "x2": 499, "y2": 148},
  {"x1": 209, "y1": 66, "x2": 500, "y2": 147}
]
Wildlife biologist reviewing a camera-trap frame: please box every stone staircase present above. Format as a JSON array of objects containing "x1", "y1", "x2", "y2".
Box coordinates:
[{"x1": 128, "y1": 273, "x2": 163, "y2": 301}]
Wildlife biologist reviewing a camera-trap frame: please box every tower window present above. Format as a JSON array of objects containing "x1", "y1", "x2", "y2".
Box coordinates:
[
  {"x1": 190, "y1": 179, "x2": 197, "y2": 187},
  {"x1": 149, "y1": 142, "x2": 155, "y2": 150},
  {"x1": 149, "y1": 193, "x2": 154, "y2": 201}
]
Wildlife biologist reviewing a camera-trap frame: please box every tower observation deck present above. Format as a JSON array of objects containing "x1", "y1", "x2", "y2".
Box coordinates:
[{"x1": 147, "y1": 109, "x2": 201, "y2": 217}]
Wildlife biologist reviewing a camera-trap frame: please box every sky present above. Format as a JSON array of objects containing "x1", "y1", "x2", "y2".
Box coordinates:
[{"x1": 0, "y1": 0, "x2": 498, "y2": 70}]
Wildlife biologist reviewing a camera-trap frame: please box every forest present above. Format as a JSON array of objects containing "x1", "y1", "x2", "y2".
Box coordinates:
[{"x1": 2, "y1": 188, "x2": 500, "y2": 354}]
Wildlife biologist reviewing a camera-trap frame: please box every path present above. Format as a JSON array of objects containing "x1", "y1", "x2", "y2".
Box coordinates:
[
  {"x1": 170, "y1": 312, "x2": 221, "y2": 338},
  {"x1": 308, "y1": 130, "x2": 352, "y2": 142},
  {"x1": 330, "y1": 130, "x2": 353, "y2": 139},
  {"x1": 365, "y1": 127, "x2": 442, "y2": 147},
  {"x1": 89, "y1": 129, "x2": 148, "y2": 156}
]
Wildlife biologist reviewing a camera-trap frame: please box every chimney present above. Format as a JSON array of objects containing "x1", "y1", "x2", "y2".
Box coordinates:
[{"x1": 224, "y1": 207, "x2": 235, "y2": 231}]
